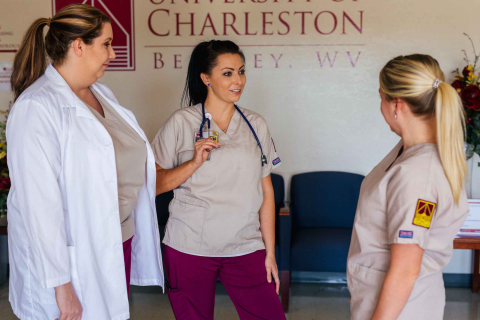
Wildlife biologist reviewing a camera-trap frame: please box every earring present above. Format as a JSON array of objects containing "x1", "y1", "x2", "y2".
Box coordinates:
[
  {"x1": 207, "y1": 83, "x2": 210, "y2": 87},
  {"x1": 394, "y1": 112, "x2": 397, "y2": 119}
]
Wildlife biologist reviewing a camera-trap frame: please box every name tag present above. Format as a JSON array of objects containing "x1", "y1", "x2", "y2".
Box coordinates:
[{"x1": 399, "y1": 230, "x2": 413, "y2": 238}]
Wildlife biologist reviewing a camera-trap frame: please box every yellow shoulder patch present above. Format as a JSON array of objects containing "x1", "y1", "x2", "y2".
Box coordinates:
[{"x1": 412, "y1": 199, "x2": 436, "y2": 229}]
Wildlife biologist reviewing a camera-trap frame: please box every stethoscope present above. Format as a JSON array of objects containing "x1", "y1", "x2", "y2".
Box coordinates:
[{"x1": 199, "y1": 101, "x2": 267, "y2": 166}]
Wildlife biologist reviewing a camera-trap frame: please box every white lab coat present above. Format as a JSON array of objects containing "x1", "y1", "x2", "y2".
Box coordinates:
[{"x1": 6, "y1": 64, "x2": 164, "y2": 320}]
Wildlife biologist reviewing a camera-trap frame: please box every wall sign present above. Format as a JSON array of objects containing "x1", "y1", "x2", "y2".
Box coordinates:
[{"x1": 53, "y1": 0, "x2": 136, "y2": 71}]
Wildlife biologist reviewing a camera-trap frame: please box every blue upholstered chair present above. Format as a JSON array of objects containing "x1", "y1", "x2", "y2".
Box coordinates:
[
  {"x1": 279, "y1": 171, "x2": 364, "y2": 312},
  {"x1": 271, "y1": 173, "x2": 285, "y2": 265}
]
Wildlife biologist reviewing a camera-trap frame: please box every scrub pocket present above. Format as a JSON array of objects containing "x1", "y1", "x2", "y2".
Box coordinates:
[
  {"x1": 201, "y1": 210, "x2": 264, "y2": 254},
  {"x1": 174, "y1": 126, "x2": 199, "y2": 165},
  {"x1": 347, "y1": 262, "x2": 386, "y2": 320},
  {"x1": 177, "y1": 148, "x2": 195, "y2": 166},
  {"x1": 164, "y1": 194, "x2": 208, "y2": 252}
]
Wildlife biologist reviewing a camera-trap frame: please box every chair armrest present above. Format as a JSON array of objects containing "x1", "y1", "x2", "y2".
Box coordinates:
[
  {"x1": 278, "y1": 203, "x2": 292, "y2": 271},
  {"x1": 279, "y1": 206, "x2": 290, "y2": 216}
]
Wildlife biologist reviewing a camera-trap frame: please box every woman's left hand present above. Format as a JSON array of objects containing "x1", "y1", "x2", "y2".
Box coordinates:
[{"x1": 265, "y1": 254, "x2": 280, "y2": 294}]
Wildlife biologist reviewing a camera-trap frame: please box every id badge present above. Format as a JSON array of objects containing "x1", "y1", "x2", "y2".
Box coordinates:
[{"x1": 210, "y1": 131, "x2": 220, "y2": 150}]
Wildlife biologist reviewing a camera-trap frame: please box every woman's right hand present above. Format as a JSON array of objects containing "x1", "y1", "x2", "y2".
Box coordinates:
[
  {"x1": 191, "y1": 138, "x2": 221, "y2": 168},
  {"x1": 54, "y1": 282, "x2": 83, "y2": 320}
]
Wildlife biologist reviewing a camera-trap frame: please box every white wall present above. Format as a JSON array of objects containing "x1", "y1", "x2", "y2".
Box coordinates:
[{"x1": 1, "y1": 0, "x2": 479, "y2": 274}]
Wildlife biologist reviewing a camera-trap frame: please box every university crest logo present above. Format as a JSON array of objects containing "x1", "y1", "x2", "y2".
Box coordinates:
[{"x1": 412, "y1": 199, "x2": 436, "y2": 229}]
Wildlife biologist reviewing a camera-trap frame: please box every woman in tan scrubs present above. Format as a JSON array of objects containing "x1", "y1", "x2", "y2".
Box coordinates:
[
  {"x1": 151, "y1": 40, "x2": 285, "y2": 319},
  {"x1": 347, "y1": 54, "x2": 470, "y2": 320}
]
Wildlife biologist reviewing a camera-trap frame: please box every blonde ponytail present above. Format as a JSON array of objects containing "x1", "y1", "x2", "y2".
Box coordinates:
[
  {"x1": 435, "y1": 81, "x2": 468, "y2": 203},
  {"x1": 380, "y1": 54, "x2": 467, "y2": 204},
  {"x1": 10, "y1": 18, "x2": 49, "y2": 101}
]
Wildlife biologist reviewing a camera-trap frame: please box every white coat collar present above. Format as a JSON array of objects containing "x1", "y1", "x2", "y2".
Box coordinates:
[
  {"x1": 44, "y1": 65, "x2": 143, "y2": 139},
  {"x1": 44, "y1": 64, "x2": 99, "y2": 120}
]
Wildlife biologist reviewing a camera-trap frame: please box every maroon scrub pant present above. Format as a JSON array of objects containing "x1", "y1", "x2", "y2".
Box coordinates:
[
  {"x1": 163, "y1": 246, "x2": 286, "y2": 320},
  {"x1": 123, "y1": 236, "x2": 133, "y2": 296}
]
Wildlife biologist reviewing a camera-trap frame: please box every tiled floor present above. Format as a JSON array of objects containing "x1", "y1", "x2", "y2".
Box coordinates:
[{"x1": 0, "y1": 282, "x2": 479, "y2": 319}]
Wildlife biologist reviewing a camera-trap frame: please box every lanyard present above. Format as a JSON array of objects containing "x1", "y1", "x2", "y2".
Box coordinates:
[{"x1": 199, "y1": 101, "x2": 267, "y2": 166}]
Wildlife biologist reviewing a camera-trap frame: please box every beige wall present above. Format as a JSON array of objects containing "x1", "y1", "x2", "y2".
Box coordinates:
[{"x1": 1, "y1": 0, "x2": 479, "y2": 273}]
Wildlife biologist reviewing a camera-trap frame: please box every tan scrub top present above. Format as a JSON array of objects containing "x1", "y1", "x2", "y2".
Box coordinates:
[
  {"x1": 347, "y1": 140, "x2": 469, "y2": 320},
  {"x1": 151, "y1": 103, "x2": 281, "y2": 256},
  {"x1": 85, "y1": 89, "x2": 147, "y2": 242}
]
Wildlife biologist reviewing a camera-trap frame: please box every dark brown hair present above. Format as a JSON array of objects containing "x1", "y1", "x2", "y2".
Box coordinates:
[
  {"x1": 11, "y1": 4, "x2": 110, "y2": 100},
  {"x1": 181, "y1": 40, "x2": 245, "y2": 107}
]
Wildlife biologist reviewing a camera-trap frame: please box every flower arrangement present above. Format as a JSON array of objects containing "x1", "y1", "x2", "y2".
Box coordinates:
[
  {"x1": 452, "y1": 34, "x2": 480, "y2": 158},
  {"x1": 0, "y1": 103, "x2": 11, "y2": 217}
]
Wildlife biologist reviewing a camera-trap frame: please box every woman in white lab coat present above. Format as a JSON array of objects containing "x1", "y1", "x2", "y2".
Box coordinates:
[{"x1": 7, "y1": 4, "x2": 163, "y2": 320}]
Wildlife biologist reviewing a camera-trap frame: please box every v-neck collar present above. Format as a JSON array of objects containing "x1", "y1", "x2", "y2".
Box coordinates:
[
  {"x1": 385, "y1": 140, "x2": 437, "y2": 172},
  {"x1": 85, "y1": 88, "x2": 119, "y2": 123},
  {"x1": 202, "y1": 105, "x2": 241, "y2": 141},
  {"x1": 385, "y1": 145, "x2": 404, "y2": 172}
]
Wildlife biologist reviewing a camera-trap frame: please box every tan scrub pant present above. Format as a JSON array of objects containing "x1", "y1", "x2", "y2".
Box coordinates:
[{"x1": 347, "y1": 262, "x2": 445, "y2": 320}]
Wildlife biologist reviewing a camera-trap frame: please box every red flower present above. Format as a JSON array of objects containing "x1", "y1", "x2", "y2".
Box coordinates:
[
  {"x1": 467, "y1": 118, "x2": 472, "y2": 123},
  {"x1": 452, "y1": 80, "x2": 465, "y2": 91},
  {"x1": 461, "y1": 85, "x2": 480, "y2": 111},
  {"x1": 463, "y1": 67, "x2": 472, "y2": 77},
  {"x1": 0, "y1": 177, "x2": 10, "y2": 191}
]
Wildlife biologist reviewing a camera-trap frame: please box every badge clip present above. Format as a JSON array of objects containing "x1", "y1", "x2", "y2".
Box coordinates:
[
  {"x1": 261, "y1": 155, "x2": 267, "y2": 167},
  {"x1": 207, "y1": 131, "x2": 220, "y2": 161}
]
